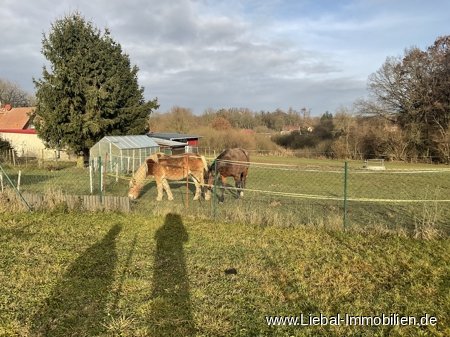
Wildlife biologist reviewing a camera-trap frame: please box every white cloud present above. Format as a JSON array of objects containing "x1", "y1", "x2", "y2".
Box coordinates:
[{"x1": 1, "y1": 0, "x2": 449, "y2": 114}]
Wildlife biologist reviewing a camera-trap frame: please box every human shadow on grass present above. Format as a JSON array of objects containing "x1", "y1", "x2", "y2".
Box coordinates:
[
  {"x1": 149, "y1": 213, "x2": 195, "y2": 336},
  {"x1": 30, "y1": 224, "x2": 121, "y2": 337}
]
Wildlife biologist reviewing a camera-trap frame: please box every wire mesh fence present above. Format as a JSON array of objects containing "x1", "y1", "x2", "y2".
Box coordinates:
[
  {"x1": 345, "y1": 168, "x2": 450, "y2": 236},
  {"x1": 206, "y1": 160, "x2": 344, "y2": 228},
  {"x1": 0, "y1": 157, "x2": 131, "y2": 212},
  {"x1": 0, "y1": 146, "x2": 74, "y2": 164},
  {"x1": 1, "y1": 154, "x2": 449, "y2": 236}
]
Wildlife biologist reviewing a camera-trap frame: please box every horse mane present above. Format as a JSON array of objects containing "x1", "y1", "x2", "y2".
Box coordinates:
[
  {"x1": 238, "y1": 148, "x2": 250, "y2": 162},
  {"x1": 132, "y1": 157, "x2": 150, "y2": 187},
  {"x1": 208, "y1": 148, "x2": 228, "y2": 173},
  {"x1": 208, "y1": 148, "x2": 249, "y2": 174},
  {"x1": 208, "y1": 159, "x2": 216, "y2": 174},
  {"x1": 148, "y1": 152, "x2": 164, "y2": 162}
]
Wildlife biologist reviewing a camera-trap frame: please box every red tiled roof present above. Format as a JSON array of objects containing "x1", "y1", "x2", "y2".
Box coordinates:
[{"x1": 0, "y1": 106, "x2": 35, "y2": 130}]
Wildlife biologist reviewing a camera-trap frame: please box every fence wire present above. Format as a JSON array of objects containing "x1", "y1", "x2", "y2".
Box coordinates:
[{"x1": 1, "y1": 155, "x2": 449, "y2": 236}]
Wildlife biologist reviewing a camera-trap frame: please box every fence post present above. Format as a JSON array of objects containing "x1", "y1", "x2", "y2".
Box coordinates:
[
  {"x1": 0, "y1": 164, "x2": 32, "y2": 211},
  {"x1": 186, "y1": 155, "x2": 189, "y2": 209},
  {"x1": 17, "y1": 170, "x2": 21, "y2": 192},
  {"x1": 343, "y1": 161, "x2": 348, "y2": 229},
  {"x1": 98, "y1": 156, "x2": 103, "y2": 202},
  {"x1": 212, "y1": 161, "x2": 217, "y2": 219},
  {"x1": 89, "y1": 160, "x2": 93, "y2": 194},
  {"x1": 115, "y1": 160, "x2": 119, "y2": 183}
]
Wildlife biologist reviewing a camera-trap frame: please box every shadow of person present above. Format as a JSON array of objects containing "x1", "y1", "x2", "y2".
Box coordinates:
[
  {"x1": 31, "y1": 224, "x2": 122, "y2": 336},
  {"x1": 149, "y1": 213, "x2": 195, "y2": 336}
]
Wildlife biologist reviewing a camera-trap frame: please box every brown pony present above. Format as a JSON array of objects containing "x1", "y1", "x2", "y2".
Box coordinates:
[
  {"x1": 128, "y1": 153, "x2": 208, "y2": 201},
  {"x1": 205, "y1": 148, "x2": 250, "y2": 202}
]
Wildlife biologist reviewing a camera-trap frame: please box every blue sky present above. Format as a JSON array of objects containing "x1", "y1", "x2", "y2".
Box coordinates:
[{"x1": 1, "y1": 0, "x2": 449, "y2": 115}]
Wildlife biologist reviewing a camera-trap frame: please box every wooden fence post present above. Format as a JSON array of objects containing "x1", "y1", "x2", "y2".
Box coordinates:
[
  {"x1": 17, "y1": 170, "x2": 21, "y2": 192},
  {"x1": 89, "y1": 162, "x2": 93, "y2": 194}
]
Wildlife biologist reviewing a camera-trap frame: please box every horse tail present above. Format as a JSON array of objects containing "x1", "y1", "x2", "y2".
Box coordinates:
[
  {"x1": 238, "y1": 148, "x2": 249, "y2": 189},
  {"x1": 200, "y1": 155, "x2": 208, "y2": 172}
]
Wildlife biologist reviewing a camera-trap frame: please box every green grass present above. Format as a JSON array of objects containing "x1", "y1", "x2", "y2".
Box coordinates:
[
  {"x1": 250, "y1": 154, "x2": 450, "y2": 170},
  {"x1": 0, "y1": 211, "x2": 449, "y2": 336},
  {"x1": 131, "y1": 162, "x2": 450, "y2": 236},
  {"x1": 2, "y1": 157, "x2": 450, "y2": 236}
]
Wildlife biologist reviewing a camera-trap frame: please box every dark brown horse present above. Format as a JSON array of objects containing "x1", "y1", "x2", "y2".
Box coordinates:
[{"x1": 205, "y1": 148, "x2": 250, "y2": 202}]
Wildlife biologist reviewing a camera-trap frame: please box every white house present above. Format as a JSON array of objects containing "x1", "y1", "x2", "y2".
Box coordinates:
[{"x1": 0, "y1": 105, "x2": 71, "y2": 160}]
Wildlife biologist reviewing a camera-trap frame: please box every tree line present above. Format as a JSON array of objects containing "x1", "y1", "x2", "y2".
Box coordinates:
[{"x1": 151, "y1": 99, "x2": 449, "y2": 162}]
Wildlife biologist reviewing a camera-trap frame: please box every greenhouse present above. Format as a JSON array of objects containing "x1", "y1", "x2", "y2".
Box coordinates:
[{"x1": 89, "y1": 135, "x2": 160, "y2": 173}]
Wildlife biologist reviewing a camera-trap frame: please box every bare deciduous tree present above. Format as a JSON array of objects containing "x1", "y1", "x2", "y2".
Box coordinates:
[
  {"x1": 0, "y1": 79, "x2": 33, "y2": 107},
  {"x1": 361, "y1": 35, "x2": 450, "y2": 162}
]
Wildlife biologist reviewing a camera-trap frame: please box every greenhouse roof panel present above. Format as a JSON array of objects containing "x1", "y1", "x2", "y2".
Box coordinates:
[
  {"x1": 101, "y1": 135, "x2": 159, "y2": 149},
  {"x1": 149, "y1": 137, "x2": 187, "y2": 147}
]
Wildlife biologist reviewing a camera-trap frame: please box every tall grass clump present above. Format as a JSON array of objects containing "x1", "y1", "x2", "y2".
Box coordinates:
[
  {"x1": 0, "y1": 188, "x2": 27, "y2": 212},
  {"x1": 414, "y1": 201, "x2": 442, "y2": 240}
]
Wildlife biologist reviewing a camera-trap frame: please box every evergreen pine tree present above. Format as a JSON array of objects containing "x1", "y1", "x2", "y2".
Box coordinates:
[{"x1": 34, "y1": 12, "x2": 158, "y2": 160}]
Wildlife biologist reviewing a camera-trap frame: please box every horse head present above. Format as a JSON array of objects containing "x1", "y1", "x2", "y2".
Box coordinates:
[
  {"x1": 127, "y1": 159, "x2": 149, "y2": 199},
  {"x1": 129, "y1": 177, "x2": 136, "y2": 188},
  {"x1": 128, "y1": 178, "x2": 141, "y2": 200}
]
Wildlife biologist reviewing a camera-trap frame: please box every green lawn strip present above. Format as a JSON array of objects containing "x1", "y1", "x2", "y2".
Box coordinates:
[
  {"x1": 0, "y1": 212, "x2": 448, "y2": 336},
  {"x1": 251, "y1": 155, "x2": 450, "y2": 170},
  {"x1": 2, "y1": 159, "x2": 450, "y2": 233}
]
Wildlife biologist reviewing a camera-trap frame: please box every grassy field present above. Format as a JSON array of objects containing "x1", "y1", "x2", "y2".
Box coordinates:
[
  {"x1": 0, "y1": 211, "x2": 449, "y2": 337},
  {"x1": 2, "y1": 156, "x2": 450, "y2": 236},
  {"x1": 249, "y1": 154, "x2": 449, "y2": 169}
]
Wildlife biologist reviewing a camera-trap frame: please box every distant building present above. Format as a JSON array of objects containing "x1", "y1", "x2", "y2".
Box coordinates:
[
  {"x1": 0, "y1": 105, "x2": 34, "y2": 130},
  {"x1": 0, "y1": 105, "x2": 65, "y2": 159},
  {"x1": 148, "y1": 137, "x2": 188, "y2": 155},
  {"x1": 280, "y1": 125, "x2": 301, "y2": 135},
  {"x1": 147, "y1": 132, "x2": 202, "y2": 148},
  {"x1": 280, "y1": 125, "x2": 314, "y2": 135}
]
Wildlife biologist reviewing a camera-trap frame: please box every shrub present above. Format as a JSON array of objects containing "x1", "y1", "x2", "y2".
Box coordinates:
[{"x1": 0, "y1": 137, "x2": 13, "y2": 151}]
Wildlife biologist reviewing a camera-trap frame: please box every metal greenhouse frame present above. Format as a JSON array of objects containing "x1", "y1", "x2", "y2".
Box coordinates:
[{"x1": 89, "y1": 135, "x2": 160, "y2": 173}]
